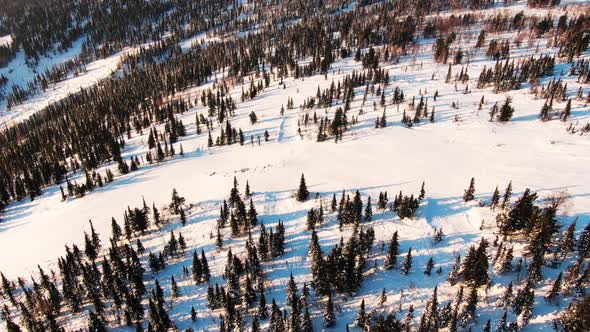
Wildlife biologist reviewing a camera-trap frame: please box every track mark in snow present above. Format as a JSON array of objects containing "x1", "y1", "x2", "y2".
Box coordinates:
[{"x1": 277, "y1": 116, "x2": 286, "y2": 142}]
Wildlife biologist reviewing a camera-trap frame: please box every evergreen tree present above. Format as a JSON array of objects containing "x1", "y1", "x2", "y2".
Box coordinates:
[
  {"x1": 401, "y1": 247, "x2": 413, "y2": 275},
  {"x1": 111, "y1": 217, "x2": 122, "y2": 241},
  {"x1": 378, "y1": 288, "x2": 388, "y2": 306},
  {"x1": 546, "y1": 272, "x2": 562, "y2": 304},
  {"x1": 258, "y1": 288, "x2": 268, "y2": 320},
  {"x1": 355, "y1": 299, "x2": 367, "y2": 329},
  {"x1": 364, "y1": 196, "x2": 373, "y2": 221},
  {"x1": 424, "y1": 257, "x2": 435, "y2": 276},
  {"x1": 463, "y1": 177, "x2": 475, "y2": 202},
  {"x1": 498, "y1": 97, "x2": 515, "y2": 122},
  {"x1": 460, "y1": 285, "x2": 478, "y2": 327},
  {"x1": 84, "y1": 231, "x2": 98, "y2": 261},
  {"x1": 385, "y1": 231, "x2": 400, "y2": 270},
  {"x1": 560, "y1": 295, "x2": 590, "y2": 331},
  {"x1": 418, "y1": 286, "x2": 439, "y2": 332},
  {"x1": 216, "y1": 227, "x2": 223, "y2": 249},
  {"x1": 191, "y1": 306, "x2": 197, "y2": 322},
  {"x1": 179, "y1": 208, "x2": 187, "y2": 226},
  {"x1": 88, "y1": 310, "x2": 106, "y2": 332},
  {"x1": 501, "y1": 181, "x2": 512, "y2": 209},
  {"x1": 252, "y1": 314, "x2": 260, "y2": 332},
  {"x1": 490, "y1": 186, "x2": 500, "y2": 208},
  {"x1": 419, "y1": 181, "x2": 426, "y2": 201},
  {"x1": 297, "y1": 174, "x2": 310, "y2": 202},
  {"x1": 324, "y1": 293, "x2": 336, "y2": 328},
  {"x1": 301, "y1": 306, "x2": 313, "y2": 332},
  {"x1": 1, "y1": 306, "x2": 22, "y2": 332},
  {"x1": 171, "y1": 275, "x2": 180, "y2": 298},
  {"x1": 169, "y1": 188, "x2": 185, "y2": 215},
  {"x1": 561, "y1": 99, "x2": 571, "y2": 121},
  {"x1": 561, "y1": 220, "x2": 576, "y2": 255}
]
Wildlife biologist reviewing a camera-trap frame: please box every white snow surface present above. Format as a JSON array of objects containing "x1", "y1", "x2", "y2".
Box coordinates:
[{"x1": 0, "y1": 1, "x2": 589, "y2": 331}]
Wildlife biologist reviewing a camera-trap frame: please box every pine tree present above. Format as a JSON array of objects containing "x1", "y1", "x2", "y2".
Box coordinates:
[
  {"x1": 561, "y1": 99, "x2": 571, "y2": 121},
  {"x1": 419, "y1": 181, "x2": 426, "y2": 201},
  {"x1": 561, "y1": 220, "x2": 576, "y2": 255},
  {"x1": 324, "y1": 293, "x2": 336, "y2": 328},
  {"x1": 402, "y1": 305, "x2": 415, "y2": 331},
  {"x1": 560, "y1": 295, "x2": 590, "y2": 331},
  {"x1": 418, "y1": 286, "x2": 439, "y2": 332},
  {"x1": 460, "y1": 285, "x2": 478, "y2": 327},
  {"x1": 1, "y1": 307, "x2": 21, "y2": 332},
  {"x1": 490, "y1": 186, "x2": 500, "y2": 208},
  {"x1": 385, "y1": 231, "x2": 399, "y2": 270},
  {"x1": 497, "y1": 310, "x2": 509, "y2": 332},
  {"x1": 88, "y1": 310, "x2": 106, "y2": 332},
  {"x1": 247, "y1": 199, "x2": 258, "y2": 226},
  {"x1": 258, "y1": 288, "x2": 268, "y2": 320},
  {"x1": 111, "y1": 217, "x2": 122, "y2": 241},
  {"x1": 249, "y1": 111, "x2": 258, "y2": 124},
  {"x1": 364, "y1": 196, "x2": 373, "y2": 221},
  {"x1": 84, "y1": 231, "x2": 98, "y2": 261},
  {"x1": 171, "y1": 275, "x2": 180, "y2": 298},
  {"x1": 297, "y1": 174, "x2": 310, "y2": 202},
  {"x1": 245, "y1": 181, "x2": 251, "y2": 196},
  {"x1": 153, "y1": 203, "x2": 161, "y2": 227},
  {"x1": 498, "y1": 97, "x2": 515, "y2": 122},
  {"x1": 252, "y1": 314, "x2": 260, "y2": 332},
  {"x1": 180, "y1": 207, "x2": 187, "y2": 226},
  {"x1": 169, "y1": 188, "x2": 185, "y2": 214},
  {"x1": 424, "y1": 257, "x2": 435, "y2": 276},
  {"x1": 546, "y1": 272, "x2": 562, "y2": 303},
  {"x1": 463, "y1": 177, "x2": 475, "y2": 202},
  {"x1": 216, "y1": 227, "x2": 223, "y2": 249},
  {"x1": 301, "y1": 306, "x2": 313, "y2": 332},
  {"x1": 501, "y1": 181, "x2": 512, "y2": 209},
  {"x1": 401, "y1": 247, "x2": 412, "y2": 275},
  {"x1": 579, "y1": 222, "x2": 590, "y2": 258},
  {"x1": 286, "y1": 273, "x2": 298, "y2": 309},
  {"x1": 448, "y1": 255, "x2": 461, "y2": 285},
  {"x1": 355, "y1": 299, "x2": 367, "y2": 329},
  {"x1": 201, "y1": 249, "x2": 210, "y2": 282},
  {"x1": 191, "y1": 306, "x2": 197, "y2": 322},
  {"x1": 539, "y1": 101, "x2": 551, "y2": 121},
  {"x1": 378, "y1": 288, "x2": 387, "y2": 306}
]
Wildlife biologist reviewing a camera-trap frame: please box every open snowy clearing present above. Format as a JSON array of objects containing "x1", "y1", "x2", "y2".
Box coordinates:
[{"x1": 0, "y1": 1, "x2": 589, "y2": 331}]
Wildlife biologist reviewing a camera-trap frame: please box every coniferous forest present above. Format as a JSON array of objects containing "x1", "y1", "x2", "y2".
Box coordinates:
[{"x1": 0, "y1": 0, "x2": 589, "y2": 331}]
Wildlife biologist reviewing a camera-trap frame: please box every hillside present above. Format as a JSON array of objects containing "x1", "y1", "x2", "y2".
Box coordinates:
[{"x1": 0, "y1": 0, "x2": 589, "y2": 331}]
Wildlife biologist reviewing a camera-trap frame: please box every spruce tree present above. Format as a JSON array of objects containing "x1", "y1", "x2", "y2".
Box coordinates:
[
  {"x1": 498, "y1": 97, "x2": 515, "y2": 122},
  {"x1": 169, "y1": 188, "x2": 185, "y2": 215},
  {"x1": 378, "y1": 288, "x2": 387, "y2": 306},
  {"x1": 216, "y1": 227, "x2": 223, "y2": 249},
  {"x1": 297, "y1": 174, "x2": 310, "y2": 202},
  {"x1": 324, "y1": 293, "x2": 336, "y2": 328},
  {"x1": 356, "y1": 299, "x2": 367, "y2": 329},
  {"x1": 171, "y1": 275, "x2": 180, "y2": 298},
  {"x1": 546, "y1": 272, "x2": 562, "y2": 303},
  {"x1": 364, "y1": 196, "x2": 373, "y2": 221},
  {"x1": 501, "y1": 181, "x2": 512, "y2": 209},
  {"x1": 401, "y1": 247, "x2": 412, "y2": 275},
  {"x1": 191, "y1": 306, "x2": 197, "y2": 322},
  {"x1": 301, "y1": 306, "x2": 313, "y2": 332},
  {"x1": 385, "y1": 231, "x2": 400, "y2": 270},
  {"x1": 490, "y1": 186, "x2": 500, "y2": 208},
  {"x1": 424, "y1": 257, "x2": 435, "y2": 276},
  {"x1": 463, "y1": 177, "x2": 475, "y2": 202}
]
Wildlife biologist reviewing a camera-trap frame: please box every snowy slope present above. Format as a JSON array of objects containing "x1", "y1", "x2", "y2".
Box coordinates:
[{"x1": 0, "y1": 1, "x2": 589, "y2": 331}]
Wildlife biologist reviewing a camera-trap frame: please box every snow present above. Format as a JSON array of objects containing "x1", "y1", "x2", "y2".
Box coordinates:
[
  {"x1": 0, "y1": 1, "x2": 589, "y2": 331},
  {"x1": 0, "y1": 35, "x2": 11, "y2": 47}
]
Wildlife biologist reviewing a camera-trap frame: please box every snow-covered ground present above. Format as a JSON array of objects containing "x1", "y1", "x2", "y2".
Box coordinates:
[{"x1": 0, "y1": 1, "x2": 589, "y2": 331}]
